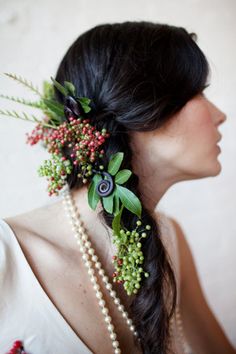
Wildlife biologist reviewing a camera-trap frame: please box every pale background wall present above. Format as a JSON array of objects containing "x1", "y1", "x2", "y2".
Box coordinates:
[{"x1": 0, "y1": 0, "x2": 235, "y2": 347}]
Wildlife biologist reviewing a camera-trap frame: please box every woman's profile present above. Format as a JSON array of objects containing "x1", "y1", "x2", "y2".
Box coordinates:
[{"x1": 0, "y1": 21, "x2": 235, "y2": 354}]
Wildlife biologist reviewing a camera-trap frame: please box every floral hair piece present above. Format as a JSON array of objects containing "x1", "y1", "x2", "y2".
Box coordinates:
[{"x1": 0, "y1": 73, "x2": 151, "y2": 295}]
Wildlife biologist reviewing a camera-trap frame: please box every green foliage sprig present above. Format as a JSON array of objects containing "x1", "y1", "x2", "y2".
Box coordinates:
[
  {"x1": 88, "y1": 152, "x2": 150, "y2": 295},
  {"x1": 0, "y1": 73, "x2": 91, "y2": 127}
]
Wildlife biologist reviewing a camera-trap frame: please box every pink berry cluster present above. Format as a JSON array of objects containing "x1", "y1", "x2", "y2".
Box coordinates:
[
  {"x1": 7, "y1": 340, "x2": 27, "y2": 354},
  {"x1": 27, "y1": 115, "x2": 110, "y2": 196},
  {"x1": 25, "y1": 116, "x2": 51, "y2": 146},
  {"x1": 42, "y1": 116, "x2": 109, "y2": 163}
]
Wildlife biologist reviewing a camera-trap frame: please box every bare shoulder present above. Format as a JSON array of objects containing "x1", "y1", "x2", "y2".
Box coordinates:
[
  {"x1": 153, "y1": 211, "x2": 197, "y2": 292},
  {"x1": 165, "y1": 215, "x2": 196, "y2": 291},
  {"x1": 3, "y1": 200, "x2": 63, "y2": 242}
]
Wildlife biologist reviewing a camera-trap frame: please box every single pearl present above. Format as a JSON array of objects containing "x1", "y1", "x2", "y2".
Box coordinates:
[
  {"x1": 122, "y1": 311, "x2": 128, "y2": 319},
  {"x1": 107, "y1": 324, "x2": 114, "y2": 332},
  {"x1": 95, "y1": 291, "x2": 103, "y2": 299},
  {"x1": 74, "y1": 220, "x2": 81, "y2": 227},
  {"x1": 127, "y1": 319, "x2": 132, "y2": 326},
  {"x1": 71, "y1": 211, "x2": 77, "y2": 218},
  {"x1": 102, "y1": 308, "x2": 109, "y2": 315},
  {"x1": 82, "y1": 254, "x2": 89, "y2": 261},
  {"x1": 99, "y1": 299, "x2": 105, "y2": 307},
  {"x1": 93, "y1": 284, "x2": 100, "y2": 291},
  {"x1": 118, "y1": 304, "x2": 124, "y2": 312},
  {"x1": 110, "y1": 290, "x2": 116, "y2": 298},
  {"x1": 81, "y1": 234, "x2": 88, "y2": 241},
  {"x1": 112, "y1": 340, "x2": 119, "y2": 348},
  {"x1": 80, "y1": 246, "x2": 86, "y2": 253},
  {"x1": 114, "y1": 349, "x2": 121, "y2": 354},
  {"x1": 88, "y1": 268, "x2": 95, "y2": 276},
  {"x1": 95, "y1": 262, "x2": 102, "y2": 269},
  {"x1": 102, "y1": 275, "x2": 109, "y2": 283},
  {"x1": 84, "y1": 259, "x2": 91, "y2": 266},
  {"x1": 98, "y1": 269, "x2": 105, "y2": 276},
  {"x1": 90, "y1": 276, "x2": 98, "y2": 284},
  {"x1": 105, "y1": 315, "x2": 112, "y2": 323},
  {"x1": 106, "y1": 283, "x2": 112, "y2": 290},
  {"x1": 85, "y1": 241, "x2": 91, "y2": 248},
  {"x1": 114, "y1": 298, "x2": 120, "y2": 305},
  {"x1": 110, "y1": 333, "x2": 117, "y2": 340}
]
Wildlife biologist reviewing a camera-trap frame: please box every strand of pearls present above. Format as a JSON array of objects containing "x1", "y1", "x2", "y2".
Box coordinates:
[
  {"x1": 62, "y1": 184, "x2": 190, "y2": 353},
  {"x1": 169, "y1": 305, "x2": 192, "y2": 354},
  {"x1": 61, "y1": 185, "x2": 139, "y2": 354}
]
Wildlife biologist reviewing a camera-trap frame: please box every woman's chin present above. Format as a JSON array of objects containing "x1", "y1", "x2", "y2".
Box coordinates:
[
  {"x1": 205, "y1": 147, "x2": 223, "y2": 177},
  {"x1": 209, "y1": 159, "x2": 222, "y2": 176},
  {"x1": 191, "y1": 159, "x2": 222, "y2": 179}
]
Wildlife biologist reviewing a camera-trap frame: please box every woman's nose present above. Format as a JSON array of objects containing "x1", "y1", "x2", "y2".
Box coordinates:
[
  {"x1": 209, "y1": 100, "x2": 227, "y2": 126},
  {"x1": 217, "y1": 110, "x2": 227, "y2": 126}
]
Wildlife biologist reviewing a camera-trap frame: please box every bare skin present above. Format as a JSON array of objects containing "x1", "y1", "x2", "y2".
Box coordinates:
[{"x1": 4, "y1": 93, "x2": 236, "y2": 353}]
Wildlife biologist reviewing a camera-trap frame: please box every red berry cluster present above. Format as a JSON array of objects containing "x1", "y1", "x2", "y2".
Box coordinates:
[
  {"x1": 25, "y1": 116, "x2": 51, "y2": 146},
  {"x1": 112, "y1": 256, "x2": 124, "y2": 284},
  {"x1": 7, "y1": 340, "x2": 27, "y2": 354},
  {"x1": 26, "y1": 115, "x2": 110, "y2": 165}
]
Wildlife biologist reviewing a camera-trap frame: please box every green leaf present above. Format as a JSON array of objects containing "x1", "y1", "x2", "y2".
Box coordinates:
[
  {"x1": 43, "y1": 81, "x2": 55, "y2": 100},
  {"x1": 115, "y1": 169, "x2": 132, "y2": 185},
  {"x1": 116, "y1": 185, "x2": 142, "y2": 218},
  {"x1": 112, "y1": 204, "x2": 124, "y2": 236},
  {"x1": 64, "y1": 81, "x2": 76, "y2": 96},
  {"x1": 78, "y1": 97, "x2": 91, "y2": 105},
  {"x1": 113, "y1": 192, "x2": 120, "y2": 216},
  {"x1": 87, "y1": 174, "x2": 102, "y2": 210},
  {"x1": 78, "y1": 97, "x2": 91, "y2": 113},
  {"x1": 42, "y1": 98, "x2": 64, "y2": 117},
  {"x1": 41, "y1": 108, "x2": 61, "y2": 126},
  {"x1": 102, "y1": 192, "x2": 114, "y2": 214},
  {"x1": 108, "y1": 152, "x2": 124, "y2": 176},
  {"x1": 50, "y1": 77, "x2": 68, "y2": 96}
]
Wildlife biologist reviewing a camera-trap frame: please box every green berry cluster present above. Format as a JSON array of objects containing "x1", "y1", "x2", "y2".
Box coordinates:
[
  {"x1": 37, "y1": 153, "x2": 73, "y2": 196},
  {"x1": 112, "y1": 220, "x2": 151, "y2": 295}
]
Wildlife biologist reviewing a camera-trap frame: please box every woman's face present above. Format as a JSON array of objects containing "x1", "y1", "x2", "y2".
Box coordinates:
[{"x1": 130, "y1": 94, "x2": 227, "y2": 183}]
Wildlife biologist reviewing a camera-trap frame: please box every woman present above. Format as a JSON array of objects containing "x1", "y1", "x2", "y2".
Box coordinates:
[{"x1": 0, "y1": 21, "x2": 235, "y2": 354}]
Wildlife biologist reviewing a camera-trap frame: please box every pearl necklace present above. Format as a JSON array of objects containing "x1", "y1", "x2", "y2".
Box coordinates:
[
  {"x1": 170, "y1": 307, "x2": 192, "y2": 354},
  {"x1": 61, "y1": 185, "x2": 191, "y2": 354},
  {"x1": 62, "y1": 185, "x2": 139, "y2": 354}
]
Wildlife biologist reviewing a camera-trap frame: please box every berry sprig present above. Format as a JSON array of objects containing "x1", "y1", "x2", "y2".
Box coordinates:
[
  {"x1": 34, "y1": 116, "x2": 109, "y2": 196},
  {"x1": 37, "y1": 153, "x2": 73, "y2": 196},
  {"x1": 25, "y1": 117, "x2": 52, "y2": 146},
  {"x1": 112, "y1": 220, "x2": 151, "y2": 295}
]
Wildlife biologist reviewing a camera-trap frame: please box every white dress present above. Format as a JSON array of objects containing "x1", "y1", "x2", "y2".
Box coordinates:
[{"x1": 0, "y1": 212, "x2": 193, "y2": 354}]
